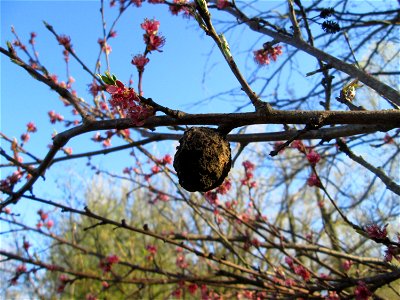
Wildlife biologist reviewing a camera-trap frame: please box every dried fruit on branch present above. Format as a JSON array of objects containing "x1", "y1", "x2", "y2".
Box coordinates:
[{"x1": 173, "y1": 127, "x2": 231, "y2": 192}]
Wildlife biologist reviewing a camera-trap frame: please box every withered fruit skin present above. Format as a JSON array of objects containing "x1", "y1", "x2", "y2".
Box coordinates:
[{"x1": 173, "y1": 127, "x2": 231, "y2": 192}]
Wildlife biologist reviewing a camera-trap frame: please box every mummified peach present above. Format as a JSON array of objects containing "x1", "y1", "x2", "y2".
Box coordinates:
[{"x1": 173, "y1": 127, "x2": 231, "y2": 192}]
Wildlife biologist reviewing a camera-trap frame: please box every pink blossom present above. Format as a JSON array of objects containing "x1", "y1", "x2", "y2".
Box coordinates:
[
  {"x1": 131, "y1": 54, "x2": 149, "y2": 72},
  {"x1": 141, "y1": 19, "x2": 160, "y2": 35},
  {"x1": 292, "y1": 140, "x2": 305, "y2": 152},
  {"x1": 57, "y1": 35, "x2": 72, "y2": 48},
  {"x1": 123, "y1": 167, "x2": 131, "y2": 174},
  {"x1": 176, "y1": 254, "x2": 188, "y2": 268},
  {"x1": 216, "y1": 0, "x2": 230, "y2": 9},
  {"x1": 307, "y1": 173, "x2": 321, "y2": 187},
  {"x1": 205, "y1": 191, "x2": 220, "y2": 206},
  {"x1": 144, "y1": 34, "x2": 166, "y2": 52},
  {"x1": 131, "y1": 0, "x2": 143, "y2": 7},
  {"x1": 23, "y1": 241, "x2": 31, "y2": 250},
  {"x1": 106, "y1": 80, "x2": 154, "y2": 125},
  {"x1": 242, "y1": 160, "x2": 255, "y2": 171},
  {"x1": 99, "y1": 101, "x2": 108, "y2": 110},
  {"x1": 146, "y1": 245, "x2": 157, "y2": 255},
  {"x1": 285, "y1": 278, "x2": 295, "y2": 287},
  {"x1": 354, "y1": 281, "x2": 371, "y2": 300},
  {"x1": 48, "y1": 111, "x2": 64, "y2": 124},
  {"x1": 88, "y1": 82, "x2": 101, "y2": 97},
  {"x1": 45, "y1": 220, "x2": 54, "y2": 229},
  {"x1": 102, "y1": 281, "x2": 110, "y2": 289},
  {"x1": 38, "y1": 209, "x2": 48, "y2": 221},
  {"x1": 63, "y1": 147, "x2": 73, "y2": 155},
  {"x1": 158, "y1": 193, "x2": 169, "y2": 202},
  {"x1": 29, "y1": 32, "x2": 36, "y2": 45},
  {"x1": 162, "y1": 154, "x2": 173, "y2": 164},
  {"x1": 21, "y1": 133, "x2": 30, "y2": 143},
  {"x1": 16, "y1": 264, "x2": 27, "y2": 274},
  {"x1": 216, "y1": 179, "x2": 231, "y2": 194},
  {"x1": 306, "y1": 150, "x2": 321, "y2": 165},
  {"x1": 99, "y1": 255, "x2": 119, "y2": 272},
  {"x1": 365, "y1": 224, "x2": 388, "y2": 240},
  {"x1": 103, "y1": 138, "x2": 112, "y2": 148},
  {"x1": 384, "y1": 245, "x2": 399, "y2": 262},
  {"x1": 148, "y1": 0, "x2": 164, "y2": 3},
  {"x1": 342, "y1": 260, "x2": 352, "y2": 271},
  {"x1": 294, "y1": 265, "x2": 311, "y2": 281},
  {"x1": 172, "y1": 288, "x2": 183, "y2": 298},
  {"x1": 151, "y1": 165, "x2": 160, "y2": 173},
  {"x1": 59, "y1": 274, "x2": 69, "y2": 282},
  {"x1": 27, "y1": 122, "x2": 37, "y2": 132},
  {"x1": 254, "y1": 45, "x2": 283, "y2": 65},
  {"x1": 169, "y1": 0, "x2": 189, "y2": 16},
  {"x1": 285, "y1": 256, "x2": 294, "y2": 267},
  {"x1": 107, "y1": 254, "x2": 119, "y2": 264},
  {"x1": 188, "y1": 283, "x2": 198, "y2": 294}
]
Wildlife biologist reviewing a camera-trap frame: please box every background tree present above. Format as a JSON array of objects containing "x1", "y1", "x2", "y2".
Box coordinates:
[{"x1": 1, "y1": 0, "x2": 399, "y2": 299}]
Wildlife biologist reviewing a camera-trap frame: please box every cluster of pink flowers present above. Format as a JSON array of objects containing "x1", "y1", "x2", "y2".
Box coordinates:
[
  {"x1": 291, "y1": 140, "x2": 323, "y2": 187},
  {"x1": 365, "y1": 224, "x2": 388, "y2": 240},
  {"x1": 145, "y1": 244, "x2": 157, "y2": 261},
  {"x1": 36, "y1": 209, "x2": 54, "y2": 230},
  {"x1": 63, "y1": 147, "x2": 73, "y2": 155},
  {"x1": 88, "y1": 81, "x2": 101, "y2": 97},
  {"x1": 48, "y1": 110, "x2": 64, "y2": 124},
  {"x1": 169, "y1": 0, "x2": 191, "y2": 16},
  {"x1": 23, "y1": 240, "x2": 31, "y2": 251},
  {"x1": 57, "y1": 35, "x2": 72, "y2": 49},
  {"x1": 254, "y1": 44, "x2": 283, "y2": 65},
  {"x1": 57, "y1": 274, "x2": 70, "y2": 293},
  {"x1": 0, "y1": 170, "x2": 23, "y2": 193},
  {"x1": 131, "y1": 54, "x2": 149, "y2": 72},
  {"x1": 99, "y1": 254, "x2": 119, "y2": 272},
  {"x1": 342, "y1": 260, "x2": 353, "y2": 271},
  {"x1": 354, "y1": 281, "x2": 371, "y2": 300},
  {"x1": 307, "y1": 173, "x2": 321, "y2": 187},
  {"x1": 27, "y1": 121, "x2": 37, "y2": 132},
  {"x1": 306, "y1": 150, "x2": 321, "y2": 166},
  {"x1": 176, "y1": 253, "x2": 188, "y2": 269},
  {"x1": 9, "y1": 264, "x2": 28, "y2": 286},
  {"x1": 20, "y1": 122, "x2": 37, "y2": 143},
  {"x1": 13, "y1": 40, "x2": 27, "y2": 51},
  {"x1": 141, "y1": 18, "x2": 165, "y2": 52},
  {"x1": 285, "y1": 256, "x2": 311, "y2": 282},
  {"x1": 216, "y1": 0, "x2": 230, "y2": 9},
  {"x1": 29, "y1": 32, "x2": 37, "y2": 45},
  {"x1": 384, "y1": 245, "x2": 400, "y2": 262},
  {"x1": 204, "y1": 179, "x2": 232, "y2": 206},
  {"x1": 91, "y1": 131, "x2": 115, "y2": 148},
  {"x1": 171, "y1": 280, "x2": 201, "y2": 298},
  {"x1": 97, "y1": 38, "x2": 112, "y2": 54},
  {"x1": 241, "y1": 160, "x2": 256, "y2": 188},
  {"x1": 106, "y1": 80, "x2": 154, "y2": 125}
]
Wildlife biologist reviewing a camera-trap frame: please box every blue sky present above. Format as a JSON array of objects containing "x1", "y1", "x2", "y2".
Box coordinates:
[{"x1": 0, "y1": 0, "x2": 278, "y2": 221}]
